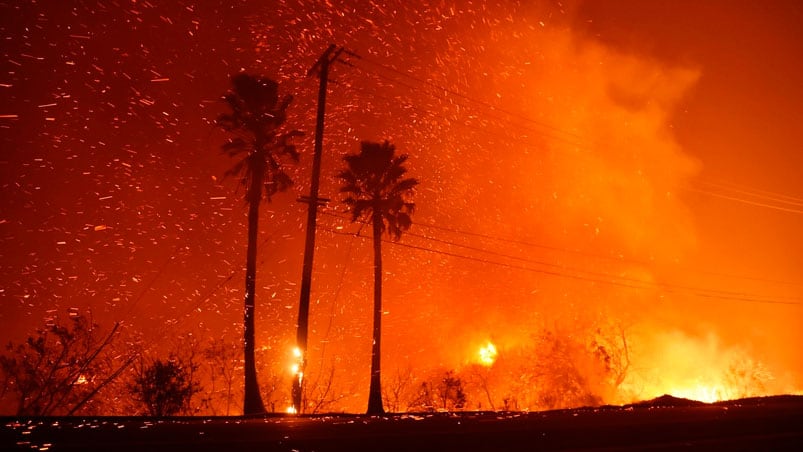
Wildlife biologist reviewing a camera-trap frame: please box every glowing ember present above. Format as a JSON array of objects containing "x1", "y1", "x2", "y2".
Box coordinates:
[{"x1": 478, "y1": 342, "x2": 498, "y2": 367}]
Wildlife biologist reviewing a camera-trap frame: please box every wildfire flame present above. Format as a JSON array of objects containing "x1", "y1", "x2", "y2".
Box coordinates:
[
  {"x1": 669, "y1": 385, "x2": 723, "y2": 404},
  {"x1": 291, "y1": 346, "x2": 304, "y2": 385},
  {"x1": 478, "y1": 342, "x2": 498, "y2": 367}
]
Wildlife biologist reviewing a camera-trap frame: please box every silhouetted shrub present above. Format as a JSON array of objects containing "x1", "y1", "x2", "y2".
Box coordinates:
[{"x1": 129, "y1": 356, "x2": 200, "y2": 416}]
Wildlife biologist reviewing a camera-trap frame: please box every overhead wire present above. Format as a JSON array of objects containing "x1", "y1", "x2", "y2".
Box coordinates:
[
  {"x1": 686, "y1": 186, "x2": 803, "y2": 215},
  {"x1": 701, "y1": 180, "x2": 803, "y2": 207},
  {"x1": 687, "y1": 179, "x2": 803, "y2": 215},
  {"x1": 318, "y1": 210, "x2": 801, "y2": 306},
  {"x1": 354, "y1": 54, "x2": 590, "y2": 147},
  {"x1": 319, "y1": 223, "x2": 801, "y2": 307},
  {"x1": 412, "y1": 215, "x2": 803, "y2": 289},
  {"x1": 347, "y1": 57, "x2": 590, "y2": 152},
  {"x1": 321, "y1": 209, "x2": 803, "y2": 290},
  {"x1": 336, "y1": 73, "x2": 554, "y2": 152}
]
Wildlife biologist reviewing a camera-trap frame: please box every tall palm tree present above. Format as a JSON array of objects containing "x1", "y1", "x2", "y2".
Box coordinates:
[
  {"x1": 338, "y1": 140, "x2": 418, "y2": 415},
  {"x1": 217, "y1": 73, "x2": 301, "y2": 415}
]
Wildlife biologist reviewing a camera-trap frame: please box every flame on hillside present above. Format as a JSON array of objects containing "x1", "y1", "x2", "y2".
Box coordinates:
[{"x1": 478, "y1": 342, "x2": 498, "y2": 367}]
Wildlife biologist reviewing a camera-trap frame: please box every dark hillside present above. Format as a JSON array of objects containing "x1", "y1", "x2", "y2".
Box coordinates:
[{"x1": 3, "y1": 395, "x2": 802, "y2": 451}]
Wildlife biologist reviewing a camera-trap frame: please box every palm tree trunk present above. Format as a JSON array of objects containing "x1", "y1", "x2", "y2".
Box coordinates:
[
  {"x1": 243, "y1": 194, "x2": 266, "y2": 415},
  {"x1": 367, "y1": 210, "x2": 385, "y2": 415}
]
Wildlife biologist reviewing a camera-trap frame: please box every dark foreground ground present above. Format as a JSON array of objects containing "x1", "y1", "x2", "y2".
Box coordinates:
[{"x1": 3, "y1": 395, "x2": 803, "y2": 451}]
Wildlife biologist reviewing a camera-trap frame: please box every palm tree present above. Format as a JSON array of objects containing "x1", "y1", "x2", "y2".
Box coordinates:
[
  {"x1": 217, "y1": 73, "x2": 301, "y2": 415},
  {"x1": 338, "y1": 140, "x2": 418, "y2": 415}
]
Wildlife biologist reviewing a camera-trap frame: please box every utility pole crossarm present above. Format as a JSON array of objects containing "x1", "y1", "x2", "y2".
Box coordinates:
[{"x1": 307, "y1": 44, "x2": 343, "y2": 77}]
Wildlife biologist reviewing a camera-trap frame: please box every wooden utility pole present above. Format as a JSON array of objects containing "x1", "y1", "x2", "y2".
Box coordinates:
[{"x1": 293, "y1": 44, "x2": 343, "y2": 413}]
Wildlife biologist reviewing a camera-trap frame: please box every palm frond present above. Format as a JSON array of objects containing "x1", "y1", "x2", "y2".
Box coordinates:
[
  {"x1": 232, "y1": 73, "x2": 279, "y2": 115},
  {"x1": 339, "y1": 183, "x2": 362, "y2": 196},
  {"x1": 388, "y1": 177, "x2": 419, "y2": 198},
  {"x1": 221, "y1": 138, "x2": 249, "y2": 157},
  {"x1": 338, "y1": 170, "x2": 358, "y2": 186},
  {"x1": 349, "y1": 199, "x2": 373, "y2": 223},
  {"x1": 279, "y1": 130, "x2": 304, "y2": 162},
  {"x1": 216, "y1": 112, "x2": 240, "y2": 132},
  {"x1": 338, "y1": 140, "x2": 417, "y2": 239},
  {"x1": 218, "y1": 73, "x2": 301, "y2": 205},
  {"x1": 224, "y1": 160, "x2": 247, "y2": 179},
  {"x1": 265, "y1": 170, "x2": 293, "y2": 201}
]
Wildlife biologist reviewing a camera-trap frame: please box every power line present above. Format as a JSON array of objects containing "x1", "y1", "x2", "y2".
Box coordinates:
[
  {"x1": 126, "y1": 217, "x2": 295, "y2": 349},
  {"x1": 686, "y1": 186, "x2": 803, "y2": 215},
  {"x1": 321, "y1": 209, "x2": 637, "y2": 270},
  {"x1": 413, "y1": 216, "x2": 803, "y2": 289},
  {"x1": 321, "y1": 209, "x2": 803, "y2": 290},
  {"x1": 703, "y1": 180, "x2": 803, "y2": 206},
  {"x1": 308, "y1": 226, "x2": 360, "y2": 406},
  {"x1": 402, "y1": 229, "x2": 802, "y2": 303},
  {"x1": 687, "y1": 179, "x2": 803, "y2": 215},
  {"x1": 348, "y1": 58, "x2": 591, "y2": 151},
  {"x1": 117, "y1": 243, "x2": 185, "y2": 323},
  {"x1": 318, "y1": 224, "x2": 802, "y2": 307},
  {"x1": 353, "y1": 54, "x2": 590, "y2": 147},
  {"x1": 115, "y1": 201, "x2": 246, "y2": 327},
  {"x1": 337, "y1": 75, "x2": 556, "y2": 152}
]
